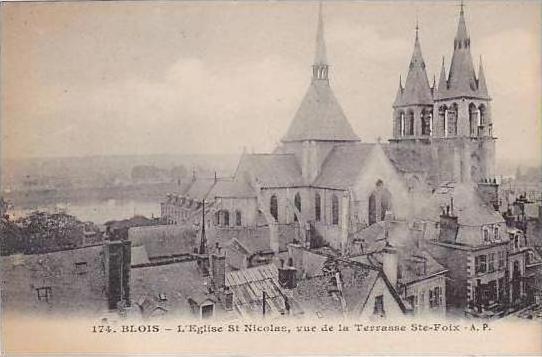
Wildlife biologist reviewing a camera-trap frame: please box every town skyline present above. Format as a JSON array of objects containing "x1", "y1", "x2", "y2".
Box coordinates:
[{"x1": 2, "y1": 1, "x2": 540, "y2": 166}]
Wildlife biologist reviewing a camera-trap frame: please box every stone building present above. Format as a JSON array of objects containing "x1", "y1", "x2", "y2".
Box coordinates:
[{"x1": 391, "y1": 4, "x2": 495, "y2": 184}]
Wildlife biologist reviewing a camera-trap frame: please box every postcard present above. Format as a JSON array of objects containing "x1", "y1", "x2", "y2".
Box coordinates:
[{"x1": 1, "y1": 0, "x2": 541, "y2": 355}]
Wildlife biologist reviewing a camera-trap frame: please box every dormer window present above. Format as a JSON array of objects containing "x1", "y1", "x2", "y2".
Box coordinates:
[
  {"x1": 75, "y1": 262, "x2": 88, "y2": 275},
  {"x1": 483, "y1": 227, "x2": 490, "y2": 243}
]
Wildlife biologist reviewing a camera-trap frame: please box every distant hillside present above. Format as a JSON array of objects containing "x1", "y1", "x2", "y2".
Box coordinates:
[{"x1": 2, "y1": 153, "x2": 241, "y2": 192}]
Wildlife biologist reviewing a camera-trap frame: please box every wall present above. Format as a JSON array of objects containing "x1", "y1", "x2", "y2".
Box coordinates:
[{"x1": 404, "y1": 275, "x2": 447, "y2": 316}]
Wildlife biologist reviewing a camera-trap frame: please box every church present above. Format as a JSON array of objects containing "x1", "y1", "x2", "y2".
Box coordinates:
[
  {"x1": 157, "y1": 3, "x2": 541, "y2": 317},
  {"x1": 162, "y1": 3, "x2": 495, "y2": 253}
]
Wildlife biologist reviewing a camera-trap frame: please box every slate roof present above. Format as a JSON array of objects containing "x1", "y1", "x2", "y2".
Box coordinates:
[
  {"x1": 235, "y1": 153, "x2": 303, "y2": 188},
  {"x1": 418, "y1": 183, "x2": 505, "y2": 227},
  {"x1": 435, "y1": 8, "x2": 489, "y2": 100},
  {"x1": 207, "y1": 178, "x2": 256, "y2": 199},
  {"x1": 394, "y1": 31, "x2": 433, "y2": 107},
  {"x1": 128, "y1": 225, "x2": 198, "y2": 259},
  {"x1": 381, "y1": 144, "x2": 433, "y2": 174},
  {"x1": 282, "y1": 80, "x2": 360, "y2": 143},
  {"x1": 292, "y1": 260, "x2": 381, "y2": 317},
  {"x1": 184, "y1": 178, "x2": 216, "y2": 201},
  {"x1": 313, "y1": 144, "x2": 375, "y2": 188},
  {"x1": 1, "y1": 244, "x2": 108, "y2": 314},
  {"x1": 130, "y1": 260, "x2": 208, "y2": 317}
]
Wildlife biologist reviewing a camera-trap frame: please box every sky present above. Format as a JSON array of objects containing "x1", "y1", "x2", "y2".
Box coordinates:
[{"x1": 1, "y1": 1, "x2": 541, "y2": 166}]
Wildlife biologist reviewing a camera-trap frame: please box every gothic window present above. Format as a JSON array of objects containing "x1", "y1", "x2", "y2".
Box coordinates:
[
  {"x1": 448, "y1": 103, "x2": 458, "y2": 136},
  {"x1": 218, "y1": 210, "x2": 229, "y2": 227},
  {"x1": 368, "y1": 179, "x2": 392, "y2": 225},
  {"x1": 270, "y1": 195, "x2": 278, "y2": 222},
  {"x1": 315, "y1": 192, "x2": 321, "y2": 222},
  {"x1": 479, "y1": 104, "x2": 487, "y2": 127},
  {"x1": 439, "y1": 105, "x2": 448, "y2": 137},
  {"x1": 331, "y1": 194, "x2": 339, "y2": 225},
  {"x1": 469, "y1": 103, "x2": 479, "y2": 136},
  {"x1": 294, "y1": 192, "x2": 301, "y2": 222},
  {"x1": 421, "y1": 109, "x2": 430, "y2": 135},
  {"x1": 408, "y1": 110, "x2": 415, "y2": 136},
  {"x1": 235, "y1": 210, "x2": 242, "y2": 226},
  {"x1": 399, "y1": 111, "x2": 405, "y2": 137}
]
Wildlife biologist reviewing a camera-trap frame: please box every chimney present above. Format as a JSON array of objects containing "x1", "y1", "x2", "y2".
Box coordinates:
[
  {"x1": 278, "y1": 258, "x2": 297, "y2": 289},
  {"x1": 104, "y1": 240, "x2": 131, "y2": 310},
  {"x1": 223, "y1": 286, "x2": 233, "y2": 311},
  {"x1": 382, "y1": 243, "x2": 398, "y2": 288},
  {"x1": 478, "y1": 178, "x2": 500, "y2": 211},
  {"x1": 210, "y1": 247, "x2": 226, "y2": 291},
  {"x1": 438, "y1": 202, "x2": 459, "y2": 243}
]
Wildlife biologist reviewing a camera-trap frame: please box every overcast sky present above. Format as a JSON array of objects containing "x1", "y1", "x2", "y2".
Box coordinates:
[{"x1": 1, "y1": 1, "x2": 540, "y2": 166}]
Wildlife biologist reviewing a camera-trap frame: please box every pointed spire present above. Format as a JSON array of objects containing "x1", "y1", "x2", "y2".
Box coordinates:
[
  {"x1": 395, "y1": 21, "x2": 432, "y2": 107},
  {"x1": 477, "y1": 55, "x2": 489, "y2": 97},
  {"x1": 312, "y1": 2, "x2": 329, "y2": 81},
  {"x1": 437, "y1": 56, "x2": 448, "y2": 93},
  {"x1": 314, "y1": 2, "x2": 327, "y2": 65},
  {"x1": 455, "y1": 0, "x2": 469, "y2": 48}
]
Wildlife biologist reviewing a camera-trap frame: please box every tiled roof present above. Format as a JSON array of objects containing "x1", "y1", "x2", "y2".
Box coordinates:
[
  {"x1": 235, "y1": 153, "x2": 303, "y2": 188},
  {"x1": 313, "y1": 144, "x2": 375, "y2": 188},
  {"x1": 282, "y1": 80, "x2": 359, "y2": 142},
  {"x1": 128, "y1": 225, "x2": 198, "y2": 259}
]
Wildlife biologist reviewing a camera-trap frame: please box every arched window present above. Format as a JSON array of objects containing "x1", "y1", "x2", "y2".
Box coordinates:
[
  {"x1": 331, "y1": 194, "x2": 339, "y2": 225},
  {"x1": 421, "y1": 109, "x2": 431, "y2": 136},
  {"x1": 408, "y1": 110, "x2": 415, "y2": 136},
  {"x1": 469, "y1": 103, "x2": 478, "y2": 136},
  {"x1": 399, "y1": 111, "x2": 405, "y2": 137},
  {"x1": 235, "y1": 210, "x2": 242, "y2": 226},
  {"x1": 222, "y1": 210, "x2": 230, "y2": 227},
  {"x1": 479, "y1": 104, "x2": 486, "y2": 125},
  {"x1": 294, "y1": 193, "x2": 301, "y2": 222},
  {"x1": 368, "y1": 179, "x2": 392, "y2": 225},
  {"x1": 315, "y1": 192, "x2": 321, "y2": 222},
  {"x1": 439, "y1": 105, "x2": 448, "y2": 137},
  {"x1": 270, "y1": 195, "x2": 278, "y2": 222},
  {"x1": 448, "y1": 103, "x2": 458, "y2": 136}
]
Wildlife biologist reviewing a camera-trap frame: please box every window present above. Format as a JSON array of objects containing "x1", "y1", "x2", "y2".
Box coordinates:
[
  {"x1": 75, "y1": 262, "x2": 88, "y2": 275},
  {"x1": 483, "y1": 227, "x2": 490, "y2": 243},
  {"x1": 399, "y1": 112, "x2": 405, "y2": 137},
  {"x1": 475, "y1": 255, "x2": 487, "y2": 274},
  {"x1": 434, "y1": 287, "x2": 441, "y2": 307},
  {"x1": 408, "y1": 111, "x2": 415, "y2": 136},
  {"x1": 218, "y1": 210, "x2": 229, "y2": 227},
  {"x1": 488, "y1": 253, "x2": 495, "y2": 273},
  {"x1": 373, "y1": 295, "x2": 385, "y2": 317},
  {"x1": 498, "y1": 251, "x2": 505, "y2": 269},
  {"x1": 36, "y1": 287, "x2": 52, "y2": 302},
  {"x1": 270, "y1": 195, "x2": 278, "y2": 222},
  {"x1": 493, "y1": 226, "x2": 500, "y2": 240},
  {"x1": 314, "y1": 193, "x2": 321, "y2": 222},
  {"x1": 235, "y1": 210, "x2": 242, "y2": 226},
  {"x1": 419, "y1": 291, "x2": 425, "y2": 308},
  {"x1": 331, "y1": 194, "x2": 339, "y2": 225},
  {"x1": 294, "y1": 193, "x2": 301, "y2": 222},
  {"x1": 158, "y1": 293, "x2": 167, "y2": 302},
  {"x1": 448, "y1": 103, "x2": 458, "y2": 136}
]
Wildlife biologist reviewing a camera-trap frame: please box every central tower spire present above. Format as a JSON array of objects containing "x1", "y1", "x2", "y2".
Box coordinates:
[{"x1": 312, "y1": 2, "x2": 329, "y2": 81}]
